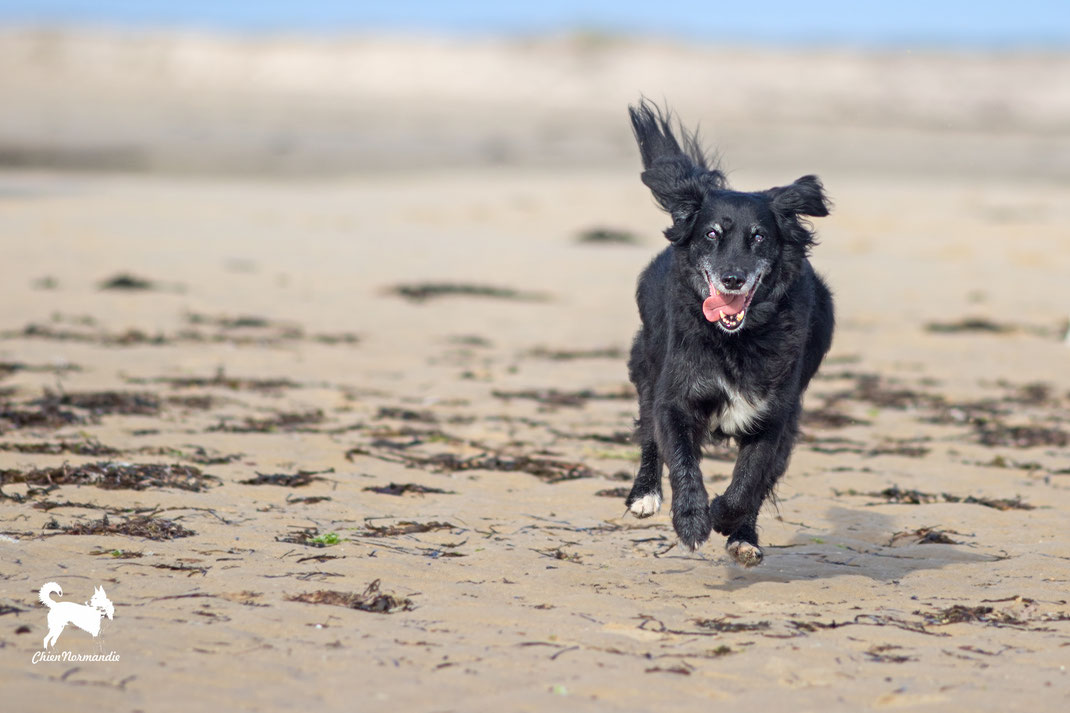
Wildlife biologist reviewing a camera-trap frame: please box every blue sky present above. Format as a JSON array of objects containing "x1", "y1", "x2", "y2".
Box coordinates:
[{"x1": 0, "y1": 1, "x2": 1067, "y2": 47}]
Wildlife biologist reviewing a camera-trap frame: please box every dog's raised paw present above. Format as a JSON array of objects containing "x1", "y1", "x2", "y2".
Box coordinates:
[
  {"x1": 726, "y1": 540, "x2": 764, "y2": 567},
  {"x1": 628, "y1": 492, "x2": 662, "y2": 518}
]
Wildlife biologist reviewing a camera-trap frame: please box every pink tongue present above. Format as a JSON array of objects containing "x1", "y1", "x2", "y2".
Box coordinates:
[{"x1": 702, "y1": 289, "x2": 746, "y2": 322}]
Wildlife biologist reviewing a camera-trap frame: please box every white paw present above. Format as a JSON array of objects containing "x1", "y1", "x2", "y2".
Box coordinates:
[{"x1": 629, "y1": 493, "x2": 662, "y2": 518}]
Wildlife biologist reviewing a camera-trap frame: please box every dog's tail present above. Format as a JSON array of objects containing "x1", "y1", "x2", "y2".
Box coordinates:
[{"x1": 39, "y1": 582, "x2": 62, "y2": 608}]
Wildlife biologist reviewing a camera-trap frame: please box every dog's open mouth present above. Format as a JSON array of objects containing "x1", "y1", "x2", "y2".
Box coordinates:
[{"x1": 702, "y1": 275, "x2": 760, "y2": 332}]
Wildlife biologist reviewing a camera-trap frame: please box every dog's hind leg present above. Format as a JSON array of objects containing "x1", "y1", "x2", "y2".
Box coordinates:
[
  {"x1": 800, "y1": 275, "x2": 835, "y2": 390},
  {"x1": 710, "y1": 409, "x2": 800, "y2": 566},
  {"x1": 625, "y1": 442, "x2": 662, "y2": 517}
]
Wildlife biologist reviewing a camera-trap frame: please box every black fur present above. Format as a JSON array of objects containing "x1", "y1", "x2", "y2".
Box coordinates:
[{"x1": 623, "y1": 100, "x2": 834, "y2": 566}]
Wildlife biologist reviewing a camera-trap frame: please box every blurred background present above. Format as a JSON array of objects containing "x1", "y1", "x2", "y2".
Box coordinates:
[
  {"x1": 4, "y1": 7, "x2": 1070, "y2": 710},
  {"x1": 0, "y1": 0, "x2": 1068, "y2": 179}
]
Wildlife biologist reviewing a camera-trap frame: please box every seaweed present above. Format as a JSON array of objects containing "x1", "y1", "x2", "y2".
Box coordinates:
[
  {"x1": 33, "y1": 499, "x2": 122, "y2": 512},
  {"x1": 285, "y1": 494, "x2": 332, "y2": 505},
  {"x1": 35, "y1": 389, "x2": 160, "y2": 416},
  {"x1": 185, "y1": 313, "x2": 274, "y2": 329},
  {"x1": 836, "y1": 486, "x2": 1033, "y2": 511},
  {"x1": 999, "y1": 381, "x2": 1056, "y2": 406},
  {"x1": 135, "y1": 445, "x2": 242, "y2": 465},
  {"x1": 925, "y1": 319, "x2": 1014, "y2": 334},
  {"x1": 888, "y1": 527, "x2": 961, "y2": 546},
  {"x1": 89, "y1": 548, "x2": 144, "y2": 559},
  {"x1": 553, "y1": 429, "x2": 633, "y2": 445},
  {"x1": 362, "y1": 483, "x2": 456, "y2": 496},
  {"x1": 393, "y1": 450, "x2": 599, "y2": 483},
  {"x1": 977, "y1": 424, "x2": 1068, "y2": 448},
  {"x1": 804, "y1": 436, "x2": 929, "y2": 458},
  {"x1": 645, "y1": 665, "x2": 693, "y2": 675},
  {"x1": 0, "y1": 462, "x2": 217, "y2": 492},
  {"x1": 5, "y1": 324, "x2": 344, "y2": 349},
  {"x1": 594, "y1": 487, "x2": 630, "y2": 498},
  {"x1": 823, "y1": 373, "x2": 944, "y2": 411},
  {"x1": 527, "y1": 346, "x2": 626, "y2": 361},
  {"x1": 801, "y1": 407, "x2": 869, "y2": 429},
  {"x1": 276, "y1": 528, "x2": 342, "y2": 547},
  {"x1": 358, "y1": 520, "x2": 456, "y2": 537},
  {"x1": 492, "y1": 386, "x2": 633, "y2": 408},
  {"x1": 864, "y1": 645, "x2": 914, "y2": 663},
  {"x1": 310, "y1": 333, "x2": 361, "y2": 345},
  {"x1": 787, "y1": 619, "x2": 853, "y2": 633},
  {"x1": 287, "y1": 579, "x2": 413, "y2": 614},
  {"x1": 390, "y1": 283, "x2": 546, "y2": 303},
  {"x1": 56, "y1": 514, "x2": 195, "y2": 540},
  {"x1": 1, "y1": 323, "x2": 168, "y2": 346},
  {"x1": 0, "y1": 401, "x2": 82, "y2": 431},
  {"x1": 345, "y1": 432, "x2": 603, "y2": 482},
  {"x1": 0, "y1": 361, "x2": 80, "y2": 377},
  {"x1": 693, "y1": 618, "x2": 771, "y2": 633},
  {"x1": 165, "y1": 395, "x2": 215, "y2": 410},
  {"x1": 240, "y1": 469, "x2": 332, "y2": 487},
  {"x1": 917, "y1": 605, "x2": 1026, "y2": 627},
  {"x1": 376, "y1": 406, "x2": 439, "y2": 423},
  {"x1": 209, "y1": 410, "x2": 324, "y2": 433},
  {"x1": 99, "y1": 273, "x2": 157, "y2": 291},
  {"x1": 534, "y1": 548, "x2": 583, "y2": 563},
  {"x1": 446, "y1": 334, "x2": 493, "y2": 348},
  {"x1": 576, "y1": 227, "x2": 639, "y2": 245},
  {"x1": 130, "y1": 369, "x2": 301, "y2": 391},
  {"x1": 0, "y1": 439, "x2": 120, "y2": 456},
  {"x1": 32, "y1": 276, "x2": 59, "y2": 290}
]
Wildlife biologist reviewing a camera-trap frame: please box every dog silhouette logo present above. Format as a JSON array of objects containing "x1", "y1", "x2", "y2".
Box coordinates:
[{"x1": 38, "y1": 582, "x2": 114, "y2": 649}]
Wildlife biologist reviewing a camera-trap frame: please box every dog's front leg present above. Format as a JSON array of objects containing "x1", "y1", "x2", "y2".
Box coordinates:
[
  {"x1": 709, "y1": 410, "x2": 799, "y2": 566},
  {"x1": 656, "y1": 402, "x2": 712, "y2": 550}
]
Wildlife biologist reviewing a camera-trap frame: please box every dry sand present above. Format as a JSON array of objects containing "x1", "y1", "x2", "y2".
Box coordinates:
[{"x1": 1, "y1": 29, "x2": 1069, "y2": 713}]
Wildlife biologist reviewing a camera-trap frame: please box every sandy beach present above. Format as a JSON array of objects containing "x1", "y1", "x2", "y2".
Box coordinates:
[{"x1": 1, "y1": 29, "x2": 1069, "y2": 712}]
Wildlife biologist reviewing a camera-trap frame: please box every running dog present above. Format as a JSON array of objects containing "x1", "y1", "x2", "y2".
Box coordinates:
[{"x1": 623, "y1": 100, "x2": 834, "y2": 566}]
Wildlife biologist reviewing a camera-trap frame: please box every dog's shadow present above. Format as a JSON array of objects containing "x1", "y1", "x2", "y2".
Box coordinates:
[{"x1": 702, "y1": 505, "x2": 1002, "y2": 591}]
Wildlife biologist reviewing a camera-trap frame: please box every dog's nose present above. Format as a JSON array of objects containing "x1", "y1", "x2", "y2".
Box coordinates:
[{"x1": 721, "y1": 272, "x2": 746, "y2": 291}]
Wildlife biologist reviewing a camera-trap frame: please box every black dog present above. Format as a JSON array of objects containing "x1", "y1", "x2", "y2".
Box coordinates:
[{"x1": 623, "y1": 100, "x2": 834, "y2": 566}]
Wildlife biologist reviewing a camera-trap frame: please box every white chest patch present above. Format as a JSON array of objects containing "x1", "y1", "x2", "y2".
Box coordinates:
[{"x1": 709, "y1": 377, "x2": 767, "y2": 436}]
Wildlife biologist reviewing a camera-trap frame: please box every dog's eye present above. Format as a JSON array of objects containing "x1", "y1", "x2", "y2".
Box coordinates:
[
  {"x1": 706, "y1": 224, "x2": 722, "y2": 240},
  {"x1": 753, "y1": 233, "x2": 764, "y2": 243}
]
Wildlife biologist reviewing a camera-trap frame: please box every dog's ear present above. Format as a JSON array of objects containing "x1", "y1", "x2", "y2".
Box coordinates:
[
  {"x1": 641, "y1": 158, "x2": 706, "y2": 243},
  {"x1": 766, "y1": 175, "x2": 830, "y2": 218},
  {"x1": 629, "y1": 101, "x2": 723, "y2": 244}
]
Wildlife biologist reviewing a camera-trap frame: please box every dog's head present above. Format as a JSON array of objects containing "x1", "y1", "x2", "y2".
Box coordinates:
[
  {"x1": 90, "y1": 585, "x2": 114, "y2": 620},
  {"x1": 629, "y1": 101, "x2": 830, "y2": 334}
]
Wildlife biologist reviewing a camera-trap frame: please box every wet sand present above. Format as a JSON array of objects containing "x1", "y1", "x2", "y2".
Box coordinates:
[{"x1": 1, "y1": 29, "x2": 1069, "y2": 713}]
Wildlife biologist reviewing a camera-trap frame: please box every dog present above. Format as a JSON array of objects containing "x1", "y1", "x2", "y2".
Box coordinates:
[
  {"x1": 39, "y1": 582, "x2": 114, "y2": 649},
  {"x1": 623, "y1": 100, "x2": 834, "y2": 566}
]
